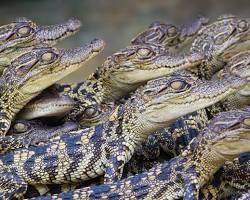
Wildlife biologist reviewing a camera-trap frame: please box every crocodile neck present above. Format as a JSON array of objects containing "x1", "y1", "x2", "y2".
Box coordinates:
[{"x1": 181, "y1": 136, "x2": 229, "y2": 189}]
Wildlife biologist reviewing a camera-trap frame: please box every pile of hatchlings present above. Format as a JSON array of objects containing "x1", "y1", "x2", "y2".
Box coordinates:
[{"x1": 0, "y1": 14, "x2": 250, "y2": 199}]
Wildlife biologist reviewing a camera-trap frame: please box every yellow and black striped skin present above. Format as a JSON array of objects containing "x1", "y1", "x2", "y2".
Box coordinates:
[
  {"x1": 0, "y1": 70, "x2": 248, "y2": 199},
  {"x1": 29, "y1": 108, "x2": 250, "y2": 200}
]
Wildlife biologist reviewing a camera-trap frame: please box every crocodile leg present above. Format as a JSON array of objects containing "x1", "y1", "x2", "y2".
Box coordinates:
[{"x1": 0, "y1": 172, "x2": 27, "y2": 200}]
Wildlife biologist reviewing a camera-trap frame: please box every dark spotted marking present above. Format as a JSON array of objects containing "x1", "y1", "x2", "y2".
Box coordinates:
[
  {"x1": 90, "y1": 124, "x2": 104, "y2": 143},
  {"x1": 0, "y1": 122, "x2": 7, "y2": 129},
  {"x1": 43, "y1": 155, "x2": 59, "y2": 181},
  {"x1": 132, "y1": 182, "x2": 149, "y2": 198},
  {"x1": 107, "y1": 192, "x2": 121, "y2": 200},
  {"x1": 239, "y1": 152, "x2": 250, "y2": 164},
  {"x1": 58, "y1": 191, "x2": 73, "y2": 199},
  {"x1": 89, "y1": 184, "x2": 111, "y2": 198},
  {"x1": 0, "y1": 153, "x2": 14, "y2": 165}
]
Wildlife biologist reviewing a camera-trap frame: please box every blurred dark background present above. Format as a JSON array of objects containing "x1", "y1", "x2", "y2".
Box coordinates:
[{"x1": 1, "y1": 0, "x2": 249, "y2": 82}]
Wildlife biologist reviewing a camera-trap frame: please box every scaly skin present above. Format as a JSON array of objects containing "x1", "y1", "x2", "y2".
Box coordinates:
[
  {"x1": 19, "y1": 49, "x2": 250, "y2": 175},
  {"x1": 19, "y1": 15, "x2": 250, "y2": 126},
  {"x1": 0, "y1": 38, "x2": 105, "y2": 136},
  {"x1": 199, "y1": 156, "x2": 250, "y2": 199},
  {"x1": 0, "y1": 71, "x2": 246, "y2": 199},
  {"x1": 30, "y1": 108, "x2": 250, "y2": 200},
  {"x1": 131, "y1": 50, "x2": 250, "y2": 197},
  {"x1": 0, "y1": 17, "x2": 81, "y2": 70},
  {"x1": 0, "y1": 120, "x2": 79, "y2": 154},
  {"x1": 120, "y1": 50, "x2": 250, "y2": 178},
  {"x1": 131, "y1": 15, "x2": 209, "y2": 51},
  {"x1": 141, "y1": 50, "x2": 250, "y2": 158}
]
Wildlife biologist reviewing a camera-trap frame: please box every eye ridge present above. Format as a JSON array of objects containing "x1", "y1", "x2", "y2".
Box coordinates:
[{"x1": 17, "y1": 26, "x2": 32, "y2": 37}]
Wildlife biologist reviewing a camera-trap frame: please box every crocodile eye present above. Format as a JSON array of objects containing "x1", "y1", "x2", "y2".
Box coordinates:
[
  {"x1": 17, "y1": 26, "x2": 32, "y2": 36},
  {"x1": 202, "y1": 42, "x2": 211, "y2": 52},
  {"x1": 243, "y1": 118, "x2": 250, "y2": 126},
  {"x1": 41, "y1": 52, "x2": 57, "y2": 62},
  {"x1": 237, "y1": 20, "x2": 249, "y2": 32},
  {"x1": 170, "y1": 80, "x2": 189, "y2": 91},
  {"x1": 84, "y1": 106, "x2": 98, "y2": 118},
  {"x1": 167, "y1": 26, "x2": 177, "y2": 37},
  {"x1": 13, "y1": 122, "x2": 28, "y2": 133},
  {"x1": 136, "y1": 48, "x2": 154, "y2": 58},
  {"x1": 214, "y1": 34, "x2": 226, "y2": 45}
]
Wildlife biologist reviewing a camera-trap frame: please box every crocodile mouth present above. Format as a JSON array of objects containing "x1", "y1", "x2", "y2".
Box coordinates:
[
  {"x1": 20, "y1": 39, "x2": 105, "y2": 95},
  {"x1": 143, "y1": 86, "x2": 244, "y2": 125},
  {"x1": 20, "y1": 61, "x2": 86, "y2": 95},
  {"x1": 112, "y1": 67, "x2": 177, "y2": 85},
  {"x1": 213, "y1": 130, "x2": 250, "y2": 157}
]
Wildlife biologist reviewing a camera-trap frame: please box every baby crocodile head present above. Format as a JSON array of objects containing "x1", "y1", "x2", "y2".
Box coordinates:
[
  {"x1": 0, "y1": 17, "x2": 81, "y2": 67},
  {"x1": 102, "y1": 44, "x2": 204, "y2": 97},
  {"x1": 192, "y1": 108, "x2": 250, "y2": 173},
  {"x1": 214, "y1": 50, "x2": 250, "y2": 105},
  {"x1": 191, "y1": 14, "x2": 250, "y2": 60},
  {"x1": 219, "y1": 50, "x2": 250, "y2": 79},
  {"x1": 0, "y1": 38, "x2": 104, "y2": 135},
  {"x1": 131, "y1": 15, "x2": 209, "y2": 50},
  {"x1": 124, "y1": 71, "x2": 247, "y2": 135},
  {"x1": 131, "y1": 22, "x2": 182, "y2": 47},
  {"x1": 3, "y1": 39, "x2": 104, "y2": 96}
]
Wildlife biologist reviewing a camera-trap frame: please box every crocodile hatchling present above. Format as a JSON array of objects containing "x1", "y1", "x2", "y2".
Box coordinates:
[
  {"x1": 0, "y1": 69, "x2": 247, "y2": 199},
  {"x1": 127, "y1": 51, "x2": 250, "y2": 197},
  {"x1": 18, "y1": 40, "x2": 250, "y2": 173},
  {"x1": 0, "y1": 17, "x2": 81, "y2": 70},
  {"x1": 29, "y1": 108, "x2": 250, "y2": 200},
  {"x1": 18, "y1": 14, "x2": 250, "y2": 127},
  {"x1": 131, "y1": 15, "x2": 209, "y2": 51},
  {"x1": 18, "y1": 15, "x2": 209, "y2": 121},
  {"x1": 0, "y1": 38, "x2": 105, "y2": 136},
  {"x1": 9, "y1": 50, "x2": 250, "y2": 164},
  {"x1": 135, "y1": 49, "x2": 250, "y2": 160},
  {"x1": 121, "y1": 49, "x2": 250, "y2": 178}
]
